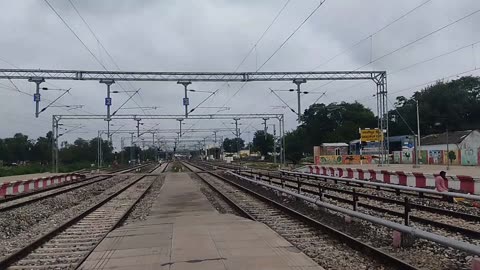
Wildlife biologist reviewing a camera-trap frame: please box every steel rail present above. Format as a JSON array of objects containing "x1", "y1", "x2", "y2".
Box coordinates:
[
  {"x1": 181, "y1": 161, "x2": 255, "y2": 220},
  {"x1": 245, "y1": 171, "x2": 480, "y2": 238},
  {"x1": 187, "y1": 162, "x2": 418, "y2": 269},
  {"x1": 283, "y1": 170, "x2": 444, "y2": 200},
  {"x1": 0, "y1": 163, "x2": 149, "y2": 204},
  {"x1": 0, "y1": 164, "x2": 161, "y2": 269},
  {"x1": 282, "y1": 170, "x2": 480, "y2": 201},
  {"x1": 248, "y1": 171, "x2": 480, "y2": 222},
  {"x1": 0, "y1": 164, "x2": 151, "y2": 212},
  {"x1": 74, "y1": 163, "x2": 163, "y2": 267},
  {"x1": 227, "y1": 171, "x2": 480, "y2": 256}
]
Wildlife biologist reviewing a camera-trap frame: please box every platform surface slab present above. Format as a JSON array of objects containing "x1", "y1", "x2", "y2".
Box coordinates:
[{"x1": 79, "y1": 172, "x2": 324, "y2": 270}]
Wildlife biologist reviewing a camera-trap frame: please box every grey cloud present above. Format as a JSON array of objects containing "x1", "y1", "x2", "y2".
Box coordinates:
[{"x1": 1, "y1": 0, "x2": 479, "y2": 148}]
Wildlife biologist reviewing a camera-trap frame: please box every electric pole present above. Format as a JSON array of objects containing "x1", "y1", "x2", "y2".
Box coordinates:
[
  {"x1": 29, "y1": 77, "x2": 45, "y2": 118},
  {"x1": 100, "y1": 79, "x2": 115, "y2": 138},
  {"x1": 177, "y1": 81, "x2": 191, "y2": 118},
  {"x1": 130, "y1": 132, "x2": 135, "y2": 164},
  {"x1": 233, "y1": 118, "x2": 240, "y2": 161},
  {"x1": 262, "y1": 117, "x2": 269, "y2": 139},
  {"x1": 177, "y1": 118, "x2": 184, "y2": 137},
  {"x1": 135, "y1": 118, "x2": 142, "y2": 137},
  {"x1": 293, "y1": 78, "x2": 306, "y2": 122}
]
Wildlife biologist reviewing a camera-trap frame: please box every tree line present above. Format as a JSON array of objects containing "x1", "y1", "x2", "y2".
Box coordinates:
[
  {"x1": 0, "y1": 132, "x2": 113, "y2": 165},
  {"x1": 220, "y1": 76, "x2": 480, "y2": 164},
  {"x1": 2, "y1": 76, "x2": 479, "y2": 167},
  {"x1": 284, "y1": 76, "x2": 480, "y2": 163}
]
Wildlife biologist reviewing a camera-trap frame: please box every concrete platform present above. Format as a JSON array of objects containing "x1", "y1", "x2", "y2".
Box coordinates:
[{"x1": 79, "y1": 172, "x2": 324, "y2": 270}]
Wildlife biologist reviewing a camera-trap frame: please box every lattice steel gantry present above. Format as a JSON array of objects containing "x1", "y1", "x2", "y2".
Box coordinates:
[{"x1": 0, "y1": 68, "x2": 388, "y2": 166}]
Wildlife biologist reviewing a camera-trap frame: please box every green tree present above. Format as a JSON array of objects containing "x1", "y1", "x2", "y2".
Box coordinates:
[
  {"x1": 222, "y1": 137, "x2": 244, "y2": 152},
  {"x1": 389, "y1": 76, "x2": 480, "y2": 136},
  {"x1": 2, "y1": 133, "x2": 34, "y2": 162},
  {"x1": 284, "y1": 128, "x2": 307, "y2": 164},
  {"x1": 252, "y1": 130, "x2": 274, "y2": 157},
  {"x1": 301, "y1": 102, "x2": 376, "y2": 149},
  {"x1": 31, "y1": 132, "x2": 53, "y2": 163}
]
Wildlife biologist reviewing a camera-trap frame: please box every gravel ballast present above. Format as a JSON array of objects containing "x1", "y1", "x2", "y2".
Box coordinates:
[
  {"x1": 221, "y1": 171, "x2": 475, "y2": 270},
  {"x1": 0, "y1": 175, "x2": 142, "y2": 260}
]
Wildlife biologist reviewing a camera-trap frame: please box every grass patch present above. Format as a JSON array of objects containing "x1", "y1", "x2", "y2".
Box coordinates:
[
  {"x1": 0, "y1": 165, "x2": 48, "y2": 177},
  {"x1": 0, "y1": 162, "x2": 92, "y2": 177}
]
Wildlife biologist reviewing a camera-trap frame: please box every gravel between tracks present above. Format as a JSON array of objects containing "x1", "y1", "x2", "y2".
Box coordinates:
[
  {"x1": 189, "y1": 172, "x2": 238, "y2": 215},
  {"x1": 122, "y1": 175, "x2": 166, "y2": 225},
  {"x1": 199, "y1": 172, "x2": 390, "y2": 270},
  {"x1": 255, "y1": 173, "x2": 480, "y2": 242},
  {"x1": 221, "y1": 171, "x2": 475, "y2": 270},
  {"x1": 0, "y1": 174, "x2": 142, "y2": 260},
  {"x1": 285, "y1": 172, "x2": 480, "y2": 217}
]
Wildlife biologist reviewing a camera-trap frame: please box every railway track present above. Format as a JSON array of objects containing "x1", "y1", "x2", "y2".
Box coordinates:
[
  {"x1": 237, "y1": 170, "x2": 480, "y2": 240},
  {"x1": 0, "y1": 162, "x2": 167, "y2": 269},
  {"x1": 0, "y1": 163, "x2": 153, "y2": 213},
  {"x1": 196, "y1": 161, "x2": 480, "y2": 238},
  {"x1": 182, "y1": 161, "x2": 418, "y2": 270}
]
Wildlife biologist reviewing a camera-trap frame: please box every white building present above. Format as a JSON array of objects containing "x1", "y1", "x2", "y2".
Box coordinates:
[{"x1": 420, "y1": 130, "x2": 480, "y2": 151}]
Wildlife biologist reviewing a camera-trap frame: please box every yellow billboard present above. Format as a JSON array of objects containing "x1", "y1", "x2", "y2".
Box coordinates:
[{"x1": 360, "y1": 129, "x2": 383, "y2": 142}]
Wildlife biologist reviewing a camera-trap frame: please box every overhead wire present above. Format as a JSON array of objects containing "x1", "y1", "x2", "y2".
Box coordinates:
[
  {"x1": 270, "y1": 0, "x2": 433, "y2": 111},
  {"x1": 325, "y1": 38, "x2": 480, "y2": 101},
  {"x1": 269, "y1": 88, "x2": 297, "y2": 114},
  {"x1": 45, "y1": 0, "x2": 149, "y2": 118},
  {"x1": 233, "y1": 0, "x2": 292, "y2": 72},
  {"x1": 386, "y1": 97, "x2": 416, "y2": 135},
  {"x1": 308, "y1": 7, "x2": 480, "y2": 95},
  {"x1": 67, "y1": 0, "x2": 148, "y2": 114},
  {"x1": 256, "y1": 0, "x2": 326, "y2": 72},
  {"x1": 212, "y1": 0, "x2": 328, "y2": 138},
  {"x1": 357, "y1": 66, "x2": 480, "y2": 104},
  {"x1": 219, "y1": 0, "x2": 327, "y2": 109},
  {"x1": 182, "y1": 0, "x2": 293, "y2": 133},
  {"x1": 195, "y1": 0, "x2": 293, "y2": 115},
  {"x1": 312, "y1": 0, "x2": 431, "y2": 70}
]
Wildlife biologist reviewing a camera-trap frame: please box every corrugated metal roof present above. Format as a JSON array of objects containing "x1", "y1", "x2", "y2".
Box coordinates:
[
  {"x1": 420, "y1": 130, "x2": 474, "y2": 145},
  {"x1": 321, "y1": 143, "x2": 349, "y2": 147}
]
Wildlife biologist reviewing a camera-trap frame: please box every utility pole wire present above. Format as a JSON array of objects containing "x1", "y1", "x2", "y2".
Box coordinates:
[
  {"x1": 68, "y1": 0, "x2": 146, "y2": 107},
  {"x1": 312, "y1": 0, "x2": 431, "y2": 70},
  {"x1": 328, "y1": 38, "x2": 480, "y2": 100},
  {"x1": 44, "y1": 0, "x2": 107, "y2": 70},
  {"x1": 269, "y1": 88, "x2": 297, "y2": 114},
  {"x1": 219, "y1": 0, "x2": 326, "y2": 113},
  {"x1": 40, "y1": 88, "x2": 72, "y2": 113},
  {"x1": 357, "y1": 66, "x2": 480, "y2": 104},
  {"x1": 189, "y1": 89, "x2": 218, "y2": 113},
  {"x1": 233, "y1": 0, "x2": 292, "y2": 72},
  {"x1": 195, "y1": 0, "x2": 292, "y2": 116},
  {"x1": 386, "y1": 96, "x2": 416, "y2": 136},
  {"x1": 1, "y1": 53, "x2": 96, "y2": 115},
  {"x1": 182, "y1": 0, "x2": 293, "y2": 136},
  {"x1": 111, "y1": 89, "x2": 141, "y2": 116},
  {"x1": 309, "y1": 8, "x2": 480, "y2": 94},
  {"x1": 256, "y1": 0, "x2": 326, "y2": 71},
  {"x1": 0, "y1": 57, "x2": 20, "y2": 68},
  {"x1": 312, "y1": 91, "x2": 327, "y2": 104},
  {"x1": 46, "y1": 0, "x2": 148, "y2": 117}
]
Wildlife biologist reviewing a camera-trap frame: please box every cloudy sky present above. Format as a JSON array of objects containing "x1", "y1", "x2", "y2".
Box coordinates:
[{"x1": 1, "y1": 0, "x2": 480, "y2": 150}]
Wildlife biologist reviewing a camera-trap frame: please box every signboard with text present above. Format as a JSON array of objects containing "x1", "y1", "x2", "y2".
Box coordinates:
[{"x1": 360, "y1": 128, "x2": 383, "y2": 142}]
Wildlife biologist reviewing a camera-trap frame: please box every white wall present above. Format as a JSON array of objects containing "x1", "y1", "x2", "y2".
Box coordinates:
[
  {"x1": 420, "y1": 144, "x2": 458, "y2": 151},
  {"x1": 459, "y1": 130, "x2": 480, "y2": 150}
]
